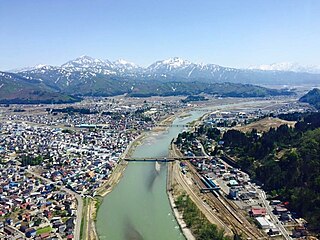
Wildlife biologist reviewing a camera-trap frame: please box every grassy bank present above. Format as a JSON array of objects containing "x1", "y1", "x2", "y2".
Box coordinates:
[
  {"x1": 175, "y1": 194, "x2": 232, "y2": 240},
  {"x1": 93, "y1": 197, "x2": 103, "y2": 221}
]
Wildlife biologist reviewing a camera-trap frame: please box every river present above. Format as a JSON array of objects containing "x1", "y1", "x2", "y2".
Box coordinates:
[{"x1": 96, "y1": 110, "x2": 205, "y2": 240}]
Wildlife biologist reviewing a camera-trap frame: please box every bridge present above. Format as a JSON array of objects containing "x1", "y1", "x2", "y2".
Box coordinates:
[
  {"x1": 124, "y1": 156, "x2": 210, "y2": 162},
  {"x1": 156, "y1": 124, "x2": 190, "y2": 128}
]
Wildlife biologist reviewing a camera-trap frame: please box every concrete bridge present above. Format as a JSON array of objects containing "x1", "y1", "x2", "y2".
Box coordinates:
[
  {"x1": 156, "y1": 124, "x2": 190, "y2": 128},
  {"x1": 124, "y1": 156, "x2": 210, "y2": 162}
]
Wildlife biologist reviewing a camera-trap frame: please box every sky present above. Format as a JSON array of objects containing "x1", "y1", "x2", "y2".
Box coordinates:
[{"x1": 0, "y1": 0, "x2": 320, "y2": 70}]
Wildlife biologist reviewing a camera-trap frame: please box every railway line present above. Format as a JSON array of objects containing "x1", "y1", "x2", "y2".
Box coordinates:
[
  {"x1": 170, "y1": 141, "x2": 267, "y2": 239},
  {"x1": 172, "y1": 162, "x2": 233, "y2": 236},
  {"x1": 185, "y1": 161, "x2": 267, "y2": 239}
]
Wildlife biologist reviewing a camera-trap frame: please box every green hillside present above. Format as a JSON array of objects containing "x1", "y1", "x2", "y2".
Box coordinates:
[{"x1": 299, "y1": 88, "x2": 320, "y2": 109}]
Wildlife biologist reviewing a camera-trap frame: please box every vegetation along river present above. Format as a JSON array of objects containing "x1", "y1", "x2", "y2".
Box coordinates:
[{"x1": 96, "y1": 110, "x2": 205, "y2": 240}]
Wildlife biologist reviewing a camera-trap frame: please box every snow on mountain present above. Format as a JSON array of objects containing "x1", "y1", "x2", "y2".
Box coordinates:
[
  {"x1": 8, "y1": 64, "x2": 55, "y2": 73},
  {"x1": 162, "y1": 57, "x2": 191, "y2": 68},
  {"x1": 9, "y1": 56, "x2": 320, "y2": 88},
  {"x1": 113, "y1": 59, "x2": 141, "y2": 72},
  {"x1": 144, "y1": 57, "x2": 240, "y2": 81},
  {"x1": 147, "y1": 57, "x2": 192, "y2": 72},
  {"x1": 62, "y1": 55, "x2": 112, "y2": 69},
  {"x1": 114, "y1": 59, "x2": 137, "y2": 67},
  {"x1": 248, "y1": 62, "x2": 320, "y2": 74}
]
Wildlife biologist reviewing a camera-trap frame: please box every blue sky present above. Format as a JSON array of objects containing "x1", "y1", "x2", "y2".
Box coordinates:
[{"x1": 0, "y1": 0, "x2": 319, "y2": 70}]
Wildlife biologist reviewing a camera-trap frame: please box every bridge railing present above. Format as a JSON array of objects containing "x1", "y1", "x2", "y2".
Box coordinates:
[{"x1": 124, "y1": 156, "x2": 211, "y2": 162}]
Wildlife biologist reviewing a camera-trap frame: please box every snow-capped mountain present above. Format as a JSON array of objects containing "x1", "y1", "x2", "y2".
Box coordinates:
[
  {"x1": 5, "y1": 56, "x2": 320, "y2": 91},
  {"x1": 145, "y1": 57, "x2": 239, "y2": 80},
  {"x1": 3, "y1": 55, "x2": 320, "y2": 102},
  {"x1": 62, "y1": 55, "x2": 108, "y2": 68},
  {"x1": 61, "y1": 55, "x2": 116, "y2": 75},
  {"x1": 248, "y1": 62, "x2": 320, "y2": 74},
  {"x1": 8, "y1": 64, "x2": 56, "y2": 73},
  {"x1": 147, "y1": 57, "x2": 191, "y2": 71}
]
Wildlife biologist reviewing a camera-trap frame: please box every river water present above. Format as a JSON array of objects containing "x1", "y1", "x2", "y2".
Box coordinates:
[{"x1": 96, "y1": 110, "x2": 205, "y2": 240}]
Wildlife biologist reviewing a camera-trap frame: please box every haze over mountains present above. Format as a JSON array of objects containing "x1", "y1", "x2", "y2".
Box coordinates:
[
  {"x1": 248, "y1": 62, "x2": 320, "y2": 74},
  {"x1": 1, "y1": 55, "x2": 320, "y2": 103}
]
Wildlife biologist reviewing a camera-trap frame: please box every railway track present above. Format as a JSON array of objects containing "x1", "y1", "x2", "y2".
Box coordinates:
[
  {"x1": 172, "y1": 162, "x2": 233, "y2": 235},
  {"x1": 185, "y1": 161, "x2": 266, "y2": 239}
]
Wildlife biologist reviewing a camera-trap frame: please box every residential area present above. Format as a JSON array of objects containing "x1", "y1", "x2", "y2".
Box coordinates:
[{"x1": 0, "y1": 97, "x2": 184, "y2": 239}]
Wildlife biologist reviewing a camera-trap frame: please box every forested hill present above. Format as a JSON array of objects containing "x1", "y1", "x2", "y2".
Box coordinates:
[
  {"x1": 299, "y1": 88, "x2": 320, "y2": 109},
  {"x1": 0, "y1": 69, "x2": 294, "y2": 103},
  {"x1": 222, "y1": 113, "x2": 320, "y2": 232}
]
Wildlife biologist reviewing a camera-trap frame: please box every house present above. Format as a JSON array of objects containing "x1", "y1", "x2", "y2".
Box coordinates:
[
  {"x1": 39, "y1": 232, "x2": 50, "y2": 239},
  {"x1": 280, "y1": 212, "x2": 290, "y2": 221},
  {"x1": 270, "y1": 200, "x2": 281, "y2": 205},
  {"x1": 58, "y1": 224, "x2": 67, "y2": 233},
  {"x1": 66, "y1": 218, "x2": 75, "y2": 230},
  {"x1": 15, "y1": 221, "x2": 22, "y2": 228},
  {"x1": 292, "y1": 226, "x2": 308, "y2": 238},
  {"x1": 250, "y1": 207, "x2": 266, "y2": 217},
  {"x1": 6, "y1": 218, "x2": 13, "y2": 225},
  {"x1": 44, "y1": 209, "x2": 52, "y2": 219},
  {"x1": 274, "y1": 206, "x2": 288, "y2": 215},
  {"x1": 4, "y1": 226, "x2": 15, "y2": 235},
  {"x1": 268, "y1": 228, "x2": 280, "y2": 235},
  {"x1": 20, "y1": 225, "x2": 28, "y2": 233},
  {"x1": 229, "y1": 179, "x2": 238, "y2": 186},
  {"x1": 255, "y1": 217, "x2": 272, "y2": 229},
  {"x1": 25, "y1": 228, "x2": 37, "y2": 238},
  {"x1": 67, "y1": 234, "x2": 74, "y2": 240}
]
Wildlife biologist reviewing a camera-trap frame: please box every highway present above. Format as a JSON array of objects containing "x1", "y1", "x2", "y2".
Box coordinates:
[{"x1": 27, "y1": 169, "x2": 83, "y2": 240}]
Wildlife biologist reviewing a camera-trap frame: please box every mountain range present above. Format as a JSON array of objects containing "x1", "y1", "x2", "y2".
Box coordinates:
[
  {"x1": 11, "y1": 56, "x2": 320, "y2": 84},
  {"x1": 1, "y1": 55, "x2": 320, "y2": 104}
]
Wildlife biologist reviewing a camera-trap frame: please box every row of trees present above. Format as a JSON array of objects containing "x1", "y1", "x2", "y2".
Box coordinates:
[
  {"x1": 175, "y1": 194, "x2": 232, "y2": 240},
  {"x1": 21, "y1": 155, "x2": 44, "y2": 166}
]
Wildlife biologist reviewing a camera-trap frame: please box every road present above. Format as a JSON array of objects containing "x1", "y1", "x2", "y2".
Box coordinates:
[
  {"x1": 27, "y1": 169, "x2": 83, "y2": 240},
  {"x1": 258, "y1": 189, "x2": 292, "y2": 240}
]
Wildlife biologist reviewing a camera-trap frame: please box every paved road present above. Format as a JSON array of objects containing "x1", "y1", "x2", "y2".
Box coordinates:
[
  {"x1": 257, "y1": 189, "x2": 292, "y2": 240},
  {"x1": 27, "y1": 169, "x2": 83, "y2": 240}
]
